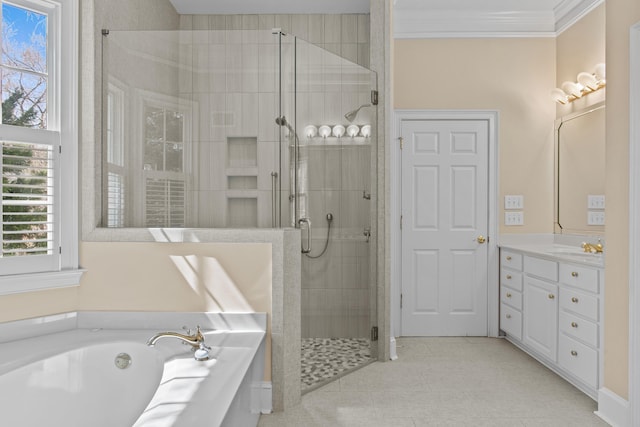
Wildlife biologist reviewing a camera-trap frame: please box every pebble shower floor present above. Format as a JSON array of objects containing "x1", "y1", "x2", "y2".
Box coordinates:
[{"x1": 301, "y1": 338, "x2": 371, "y2": 390}]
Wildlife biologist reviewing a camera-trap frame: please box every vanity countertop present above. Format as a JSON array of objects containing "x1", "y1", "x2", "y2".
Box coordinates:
[{"x1": 499, "y1": 242, "x2": 604, "y2": 268}]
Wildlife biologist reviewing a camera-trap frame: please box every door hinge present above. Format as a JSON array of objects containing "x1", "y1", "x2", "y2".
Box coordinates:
[
  {"x1": 59, "y1": 246, "x2": 62, "y2": 254},
  {"x1": 400, "y1": 293, "x2": 403, "y2": 309},
  {"x1": 399, "y1": 136, "x2": 403, "y2": 150},
  {"x1": 59, "y1": 145, "x2": 62, "y2": 154},
  {"x1": 371, "y1": 90, "x2": 378, "y2": 105},
  {"x1": 371, "y1": 326, "x2": 378, "y2": 342},
  {"x1": 400, "y1": 215, "x2": 403, "y2": 229}
]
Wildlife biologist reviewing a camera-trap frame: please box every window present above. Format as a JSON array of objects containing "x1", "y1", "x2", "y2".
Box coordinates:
[
  {"x1": 0, "y1": 0, "x2": 79, "y2": 293},
  {"x1": 142, "y1": 102, "x2": 186, "y2": 227}
]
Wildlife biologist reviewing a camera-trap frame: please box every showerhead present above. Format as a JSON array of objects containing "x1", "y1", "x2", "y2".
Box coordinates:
[{"x1": 344, "y1": 104, "x2": 372, "y2": 122}]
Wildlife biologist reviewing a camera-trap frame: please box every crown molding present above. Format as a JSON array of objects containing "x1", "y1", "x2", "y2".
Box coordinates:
[
  {"x1": 393, "y1": 0, "x2": 604, "y2": 39},
  {"x1": 554, "y1": 0, "x2": 604, "y2": 35}
]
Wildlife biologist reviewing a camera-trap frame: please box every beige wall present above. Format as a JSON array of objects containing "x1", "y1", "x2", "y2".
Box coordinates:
[
  {"x1": 394, "y1": 38, "x2": 556, "y2": 234},
  {"x1": 604, "y1": 0, "x2": 640, "y2": 400}
]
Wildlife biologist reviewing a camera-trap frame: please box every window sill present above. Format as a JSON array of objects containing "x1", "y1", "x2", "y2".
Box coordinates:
[{"x1": 0, "y1": 269, "x2": 85, "y2": 296}]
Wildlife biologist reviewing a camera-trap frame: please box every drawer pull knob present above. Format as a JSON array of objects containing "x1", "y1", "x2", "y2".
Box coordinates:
[
  {"x1": 506, "y1": 293, "x2": 512, "y2": 298},
  {"x1": 506, "y1": 275, "x2": 512, "y2": 279},
  {"x1": 571, "y1": 297, "x2": 579, "y2": 303},
  {"x1": 506, "y1": 314, "x2": 511, "y2": 319},
  {"x1": 571, "y1": 350, "x2": 578, "y2": 356},
  {"x1": 571, "y1": 322, "x2": 578, "y2": 328},
  {"x1": 548, "y1": 294, "x2": 555, "y2": 299},
  {"x1": 506, "y1": 256, "x2": 512, "y2": 260},
  {"x1": 571, "y1": 271, "x2": 579, "y2": 277}
]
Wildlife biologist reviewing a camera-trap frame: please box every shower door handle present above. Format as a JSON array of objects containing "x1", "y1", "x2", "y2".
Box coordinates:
[{"x1": 299, "y1": 217, "x2": 312, "y2": 253}]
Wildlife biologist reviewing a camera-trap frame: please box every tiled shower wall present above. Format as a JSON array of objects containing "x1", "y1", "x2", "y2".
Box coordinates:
[
  {"x1": 178, "y1": 14, "x2": 373, "y2": 339},
  {"x1": 176, "y1": 14, "x2": 370, "y2": 229},
  {"x1": 179, "y1": 14, "x2": 370, "y2": 68}
]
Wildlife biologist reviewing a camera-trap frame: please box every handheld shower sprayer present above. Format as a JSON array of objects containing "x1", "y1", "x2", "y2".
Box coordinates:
[{"x1": 305, "y1": 213, "x2": 334, "y2": 259}]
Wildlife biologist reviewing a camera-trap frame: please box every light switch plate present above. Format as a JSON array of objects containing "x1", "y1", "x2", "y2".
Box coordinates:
[
  {"x1": 587, "y1": 195, "x2": 605, "y2": 209},
  {"x1": 505, "y1": 211, "x2": 524, "y2": 226},
  {"x1": 588, "y1": 211, "x2": 605, "y2": 225},
  {"x1": 504, "y1": 195, "x2": 524, "y2": 210}
]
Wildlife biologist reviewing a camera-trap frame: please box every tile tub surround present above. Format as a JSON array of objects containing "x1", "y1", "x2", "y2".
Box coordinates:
[
  {"x1": 301, "y1": 337, "x2": 371, "y2": 390},
  {"x1": 0, "y1": 311, "x2": 267, "y2": 426},
  {"x1": 259, "y1": 337, "x2": 608, "y2": 427}
]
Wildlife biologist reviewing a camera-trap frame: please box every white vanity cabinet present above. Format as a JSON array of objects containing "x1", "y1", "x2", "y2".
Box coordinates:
[
  {"x1": 499, "y1": 250, "x2": 523, "y2": 340},
  {"x1": 499, "y1": 247, "x2": 603, "y2": 399}
]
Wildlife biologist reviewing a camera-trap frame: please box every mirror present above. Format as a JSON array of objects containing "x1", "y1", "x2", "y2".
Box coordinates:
[{"x1": 554, "y1": 102, "x2": 605, "y2": 234}]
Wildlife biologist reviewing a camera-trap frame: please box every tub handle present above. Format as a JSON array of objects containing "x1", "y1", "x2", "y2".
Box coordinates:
[{"x1": 299, "y1": 217, "x2": 312, "y2": 253}]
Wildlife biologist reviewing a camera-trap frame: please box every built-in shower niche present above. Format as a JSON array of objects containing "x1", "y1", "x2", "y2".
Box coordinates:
[{"x1": 226, "y1": 137, "x2": 259, "y2": 227}]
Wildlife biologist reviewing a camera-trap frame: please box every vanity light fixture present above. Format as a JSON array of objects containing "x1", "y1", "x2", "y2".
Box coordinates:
[
  {"x1": 304, "y1": 125, "x2": 318, "y2": 139},
  {"x1": 332, "y1": 124, "x2": 345, "y2": 138},
  {"x1": 318, "y1": 125, "x2": 332, "y2": 138},
  {"x1": 551, "y1": 63, "x2": 606, "y2": 104},
  {"x1": 304, "y1": 124, "x2": 371, "y2": 138}
]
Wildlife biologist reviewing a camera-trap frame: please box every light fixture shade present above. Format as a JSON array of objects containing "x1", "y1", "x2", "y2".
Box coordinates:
[
  {"x1": 561, "y1": 81, "x2": 583, "y2": 98},
  {"x1": 347, "y1": 124, "x2": 359, "y2": 137},
  {"x1": 332, "y1": 124, "x2": 345, "y2": 138},
  {"x1": 594, "y1": 63, "x2": 606, "y2": 81},
  {"x1": 360, "y1": 124, "x2": 371, "y2": 138},
  {"x1": 318, "y1": 125, "x2": 331, "y2": 138},
  {"x1": 577, "y1": 72, "x2": 598, "y2": 90},
  {"x1": 304, "y1": 125, "x2": 318, "y2": 138},
  {"x1": 551, "y1": 88, "x2": 568, "y2": 104}
]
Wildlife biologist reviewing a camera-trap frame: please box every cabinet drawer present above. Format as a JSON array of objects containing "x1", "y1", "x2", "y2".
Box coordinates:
[
  {"x1": 559, "y1": 264, "x2": 599, "y2": 293},
  {"x1": 501, "y1": 286, "x2": 522, "y2": 310},
  {"x1": 524, "y1": 256, "x2": 558, "y2": 281},
  {"x1": 501, "y1": 269, "x2": 523, "y2": 292},
  {"x1": 500, "y1": 303, "x2": 522, "y2": 340},
  {"x1": 558, "y1": 334, "x2": 598, "y2": 389},
  {"x1": 560, "y1": 288, "x2": 599, "y2": 322},
  {"x1": 501, "y1": 250, "x2": 523, "y2": 271},
  {"x1": 559, "y1": 311, "x2": 598, "y2": 347}
]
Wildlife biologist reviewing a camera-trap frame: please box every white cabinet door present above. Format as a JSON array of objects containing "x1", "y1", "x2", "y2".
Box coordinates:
[{"x1": 523, "y1": 276, "x2": 558, "y2": 361}]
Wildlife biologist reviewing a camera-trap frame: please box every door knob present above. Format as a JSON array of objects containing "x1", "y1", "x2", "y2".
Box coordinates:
[{"x1": 476, "y1": 235, "x2": 486, "y2": 244}]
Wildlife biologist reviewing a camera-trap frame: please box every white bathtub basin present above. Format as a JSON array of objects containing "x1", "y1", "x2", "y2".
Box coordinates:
[{"x1": 0, "y1": 341, "x2": 164, "y2": 426}]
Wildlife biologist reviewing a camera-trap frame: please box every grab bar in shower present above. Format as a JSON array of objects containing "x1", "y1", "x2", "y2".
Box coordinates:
[
  {"x1": 298, "y1": 217, "x2": 311, "y2": 253},
  {"x1": 271, "y1": 171, "x2": 278, "y2": 228}
]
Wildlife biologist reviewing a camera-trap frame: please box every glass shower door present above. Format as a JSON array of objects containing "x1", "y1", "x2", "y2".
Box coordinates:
[{"x1": 293, "y1": 36, "x2": 378, "y2": 389}]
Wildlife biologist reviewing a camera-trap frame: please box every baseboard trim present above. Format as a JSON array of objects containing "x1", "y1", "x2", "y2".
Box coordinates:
[
  {"x1": 595, "y1": 387, "x2": 630, "y2": 427},
  {"x1": 390, "y1": 337, "x2": 398, "y2": 360}
]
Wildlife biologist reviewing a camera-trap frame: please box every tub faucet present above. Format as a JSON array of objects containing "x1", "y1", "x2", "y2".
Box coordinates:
[
  {"x1": 146, "y1": 326, "x2": 212, "y2": 361},
  {"x1": 581, "y1": 240, "x2": 604, "y2": 254}
]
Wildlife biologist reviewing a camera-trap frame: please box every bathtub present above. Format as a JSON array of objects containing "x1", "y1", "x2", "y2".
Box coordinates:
[{"x1": 0, "y1": 312, "x2": 267, "y2": 427}]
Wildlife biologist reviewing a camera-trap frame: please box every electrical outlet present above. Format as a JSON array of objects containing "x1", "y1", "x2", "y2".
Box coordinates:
[
  {"x1": 588, "y1": 211, "x2": 605, "y2": 225},
  {"x1": 504, "y1": 195, "x2": 524, "y2": 210},
  {"x1": 505, "y1": 211, "x2": 524, "y2": 226},
  {"x1": 587, "y1": 195, "x2": 605, "y2": 209}
]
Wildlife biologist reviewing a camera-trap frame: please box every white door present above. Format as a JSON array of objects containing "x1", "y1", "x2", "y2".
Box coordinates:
[{"x1": 401, "y1": 119, "x2": 489, "y2": 336}]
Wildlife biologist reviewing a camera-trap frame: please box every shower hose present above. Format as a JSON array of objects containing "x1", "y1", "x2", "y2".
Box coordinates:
[{"x1": 304, "y1": 213, "x2": 333, "y2": 259}]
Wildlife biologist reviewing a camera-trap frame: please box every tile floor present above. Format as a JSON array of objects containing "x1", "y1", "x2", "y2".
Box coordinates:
[
  {"x1": 259, "y1": 337, "x2": 609, "y2": 426},
  {"x1": 301, "y1": 338, "x2": 372, "y2": 390}
]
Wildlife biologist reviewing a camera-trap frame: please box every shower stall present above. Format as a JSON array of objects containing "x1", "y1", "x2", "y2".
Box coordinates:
[{"x1": 101, "y1": 28, "x2": 378, "y2": 390}]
